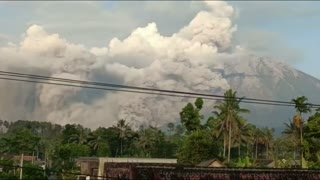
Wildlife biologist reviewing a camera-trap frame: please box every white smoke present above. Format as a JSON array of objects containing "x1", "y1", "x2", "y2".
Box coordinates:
[{"x1": 0, "y1": 0, "x2": 239, "y2": 129}]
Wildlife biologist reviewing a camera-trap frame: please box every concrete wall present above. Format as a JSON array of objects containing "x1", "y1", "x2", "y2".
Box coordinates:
[{"x1": 77, "y1": 157, "x2": 177, "y2": 179}]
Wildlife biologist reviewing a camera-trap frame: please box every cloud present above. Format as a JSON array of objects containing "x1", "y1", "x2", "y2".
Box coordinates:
[
  {"x1": 0, "y1": 1, "x2": 311, "y2": 130},
  {"x1": 234, "y1": 30, "x2": 304, "y2": 63},
  {"x1": 0, "y1": 33, "x2": 9, "y2": 45},
  {"x1": 0, "y1": 1, "x2": 207, "y2": 47},
  {"x1": 0, "y1": 1, "x2": 240, "y2": 129}
]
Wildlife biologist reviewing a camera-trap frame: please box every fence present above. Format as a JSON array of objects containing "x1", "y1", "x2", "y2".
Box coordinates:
[{"x1": 133, "y1": 166, "x2": 320, "y2": 180}]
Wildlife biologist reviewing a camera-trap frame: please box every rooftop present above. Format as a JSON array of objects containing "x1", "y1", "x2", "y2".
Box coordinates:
[{"x1": 77, "y1": 157, "x2": 177, "y2": 164}]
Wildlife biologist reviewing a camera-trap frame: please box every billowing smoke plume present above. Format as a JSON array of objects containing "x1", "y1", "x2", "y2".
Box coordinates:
[{"x1": 0, "y1": 0, "x2": 241, "y2": 129}]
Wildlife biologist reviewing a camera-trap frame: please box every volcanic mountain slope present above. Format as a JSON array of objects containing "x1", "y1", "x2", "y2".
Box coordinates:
[{"x1": 218, "y1": 55, "x2": 320, "y2": 133}]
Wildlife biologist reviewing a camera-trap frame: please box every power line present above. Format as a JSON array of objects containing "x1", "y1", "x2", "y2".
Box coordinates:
[
  {"x1": 0, "y1": 76, "x2": 301, "y2": 108},
  {"x1": 0, "y1": 70, "x2": 318, "y2": 108},
  {"x1": 0, "y1": 70, "x2": 304, "y2": 105},
  {"x1": 0, "y1": 71, "x2": 317, "y2": 108}
]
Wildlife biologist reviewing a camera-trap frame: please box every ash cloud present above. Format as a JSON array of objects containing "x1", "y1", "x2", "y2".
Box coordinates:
[{"x1": 0, "y1": 1, "x2": 247, "y2": 129}]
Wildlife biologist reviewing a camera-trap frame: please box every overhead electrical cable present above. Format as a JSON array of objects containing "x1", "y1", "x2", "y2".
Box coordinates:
[{"x1": 0, "y1": 70, "x2": 318, "y2": 108}]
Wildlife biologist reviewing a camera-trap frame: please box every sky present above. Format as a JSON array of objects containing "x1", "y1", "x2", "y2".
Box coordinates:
[{"x1": 0, "y1": 1, "x2": 320, "y2": 78}]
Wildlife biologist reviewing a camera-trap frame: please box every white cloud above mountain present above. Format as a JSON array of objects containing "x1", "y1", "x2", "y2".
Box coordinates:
[{"x1": 0, "y1": 1, "x2": 318, "y2": 129}]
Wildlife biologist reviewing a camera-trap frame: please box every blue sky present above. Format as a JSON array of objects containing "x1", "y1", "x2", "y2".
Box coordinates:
[
  {"x1": 1, "y1": 1, "x2": 320, "y2": 78},
  {"x1": 229, "y1": 1, "x2": 320, "y2": 78}
]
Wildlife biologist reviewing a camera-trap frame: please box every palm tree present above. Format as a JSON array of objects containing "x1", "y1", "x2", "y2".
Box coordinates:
[
  {"x1": 87, "y1": 132, "x2": 102, "y2": 153},
  {"x1": 263, "y1": 128, "x2": 274, "y2": 159},
  {"x1": 232, "y1": 119, "x2": 253, "y2": 159},
  {"x1": 283, "y1": 119, "x2": 300, "y2": 160},
  {"x1": 253, "y1": 128, "x2": 265, "y2": 160},
  {"x1": 113, "y1": 119, "x2": 132, "y2": 156},
  {"x1": 137, "y1": 126, "x2": 157, "y2": 157},
  {"x1": 68, "y1": 128, "x2": 89, "y2": 145},
  {"x1": 291, "y1": 96, "x2": 311, "y2": 168},
  {"x1": 208, "y1": 115, "x2": 228, "y2": 158},
  {"x1": 214, "y1": 89, "x2": 250, "y2": 162}
]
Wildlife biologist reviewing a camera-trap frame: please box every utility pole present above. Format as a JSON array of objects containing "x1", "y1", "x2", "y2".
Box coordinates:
[{"x1": 19, "y1": 153, "x2": 24, "y2": 180}]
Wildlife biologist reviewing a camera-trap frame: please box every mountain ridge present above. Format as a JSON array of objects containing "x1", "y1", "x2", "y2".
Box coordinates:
[{"x1": 219, "y1": 56, "x2": 320, "y2": 133}]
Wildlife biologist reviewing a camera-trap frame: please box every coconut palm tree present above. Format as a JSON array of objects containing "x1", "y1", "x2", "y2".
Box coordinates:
[
  {"x1": 137, "y1": 126, "x2": 157, "y2": 157},
  {"x1": 87, "y1": 132, "x2": 102, "y2": 152},
  {"x1": 214, "y1": 89, "x2": 250, "y2": 162},
  {"x1": 68, "y1": 127, "x2": 89, "y2": 145},
  {"x1": 253, "y1": 128, "x2": 265, "y2": 160},
  {"x1": 291, "y1": 96, "x2": 311, "y2": 168},
  {"x1": 207, "y1": 114, "x2": 228, "y2": 158},
  {"x1": 113, "y1": 119, "x2": 132, "y2": 156},
  {"x1": 283, "y1": 119, "x2": 300, "y2": 160},
  {"x1": 263, "y1": 128, "x2": 275, "y2": 159},
  {"x1": 232, "y1": 118, "x2": 253, "y2": 159}
]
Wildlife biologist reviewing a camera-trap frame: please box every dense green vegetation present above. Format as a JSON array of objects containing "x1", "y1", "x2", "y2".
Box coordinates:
[{"x1": 0, "y1": 89, "x2": 320, "y2": 179}]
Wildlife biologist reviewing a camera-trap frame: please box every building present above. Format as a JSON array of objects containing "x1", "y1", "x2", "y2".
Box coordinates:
[
  {"x1": 76, "y1": 157, "x2": 177, "y2": 179},
  {"x1": 267, "y1": 159, "x2": 301, "y2": 168},
  {"x1": 13, "y1": 155, "x2": 36, "y2": 162},
  {"x1": 196, "y1": 159, "x2": 225, "y2": 168}
]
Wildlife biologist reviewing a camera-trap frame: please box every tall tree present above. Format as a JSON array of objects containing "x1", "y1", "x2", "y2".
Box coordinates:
[
  {"x1": 304, "y1": 111, "x2": 320, "y2": 167},
  {"x1": 214, "y1": 89, "x2": 250, "y2": 162},
  {"x1": 87, "y1": 131, "x2": 110, "y2": 157},
  {"x1": 292, "y1": 96, "x2": 311, "y2": 168},
  {"x1": 180, "y1": 98, "x2": 204, "y2": 133},
  {"x1": 136, "y1": 126, "x2": 157, "y2": 157},
  {"x1": 282, "y1": 119, "x2": 300, "y2": 160},
  {"x1": 113, "y1": 119, "x2": 132, "y2": 156},
  {"x1": 263, "y1": 128, "x2": 275, "y2": 159},
  {"x1": 2, "y1": 129, "x2": 41, "y2": 155},
  {"x1": 232, "y1": 119, "x2": 253, "y2": 159},
  {"x1": 177, "y1": 129, "x2": 219, "y2": 165}
]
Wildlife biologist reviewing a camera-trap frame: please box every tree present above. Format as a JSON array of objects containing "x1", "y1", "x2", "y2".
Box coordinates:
[
  {"x1": 3, "y1": 120, "x2": 10, "y2": 129},
  {"x1": 62, "y1": 124, "x2": 81, "y2": 144},
  {"x1": 213, "y1": 89, "x2": 250, "y2": 162},
  {"x1": 87, "y1": 131, "x2": 110, "y2": 157},
  {"x1": 136, "y1": 126, "x2": 158, "y2": 157},
  {"x1": 180, "y1": 98, "x2": 204, "y2": 132},
  {"x1": 2, "y1": 129, "x2": 41, "y2": 155},
  {"x1": 305, "y1": 111, "x2": 320, "y2": 138},
  {"x1": 282, "y1": 119, "x2": 300, "y2": 160},
  {"x1": 22, "y1": 162, "x2": 48, "y2": 180},
  {"x1": 253, "y1": 127, "x2": 265, "y2": 160},
  {"x1": 232, "y1": 119, "x2": 253, "y2": 159},
  {"x1": 53, "y1": 143, "x2": 90, "y2": 178},
  {"x1": 113, "y1": 119, "x2": 133, "y2": 156},
  {"x1": 263, "y1": 128, "x2": 275, "y2": 159},
  {"x1": 304, "y1": 111, "x2": 320, "y2": 166},
  {"x1": 177, "y1": 129, "x2": 219, "y2": 165},
  {"x1": 167, "y1": 122, "x2": 175, "y2": 137},
  {"x1": 291, "y1": 96, "x2": 311, "y2": 168},
  {"x1": 64, "y1": 125, "x2": 90, "y2": 145}
]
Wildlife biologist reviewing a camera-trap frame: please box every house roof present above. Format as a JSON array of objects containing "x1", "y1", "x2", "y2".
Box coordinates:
[
  {"x1": 76, "y1": 157, "x2": 177, "y2": 164},
  {"x1": 13, "y1": 156, "x2": 36, "y2": 161},
  {"x1": 267, "y1": 160, "x2": 300, "y2": 168},
  {"x1": 197, "y1": 159, "x2": 224, "y2": 167}
]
